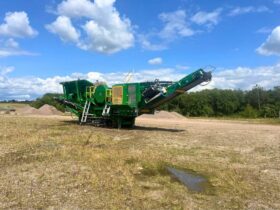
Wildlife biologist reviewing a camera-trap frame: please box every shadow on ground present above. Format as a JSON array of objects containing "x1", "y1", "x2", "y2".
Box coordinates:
[
  {"x1": 59, "y1": 120, "x2": 185, "y2": 132},
  {"x1": 134, "y1": 126, "x2": 185, "y2": 132}
]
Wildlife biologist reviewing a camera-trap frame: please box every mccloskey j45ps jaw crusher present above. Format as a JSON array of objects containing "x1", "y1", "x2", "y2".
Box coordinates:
[{"x1": 56, "y1": 69, "x2": 212, "y2": 128}]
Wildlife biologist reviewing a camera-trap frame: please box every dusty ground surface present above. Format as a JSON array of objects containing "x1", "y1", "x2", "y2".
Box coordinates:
[
  {"x1": 0, "y1": 103, "x2": 63, "y2": 116},
  {"x1": 0, "y1": 114, "x2": 279, "y2": 209}
]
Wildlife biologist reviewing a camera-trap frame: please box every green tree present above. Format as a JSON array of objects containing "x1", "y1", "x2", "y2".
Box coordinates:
[
  {"x1": 246, "y1": 85, "x2": 268, "y2": 110},
  {"x1": 158, "y1": 86, "x2": 279, "y2": 118},
  {"x1": 240, "y1": 104, "x2": 258, "y2": 118}
]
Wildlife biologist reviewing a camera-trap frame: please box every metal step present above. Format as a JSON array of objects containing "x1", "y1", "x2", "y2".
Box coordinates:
[{"x1": 102, "y1": 104, "x2": 111, "y2": 116}]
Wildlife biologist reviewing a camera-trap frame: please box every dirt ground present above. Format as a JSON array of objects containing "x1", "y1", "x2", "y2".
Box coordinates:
[{"x1": 0, "y1": 114, "x2": 279, "y2": 209}]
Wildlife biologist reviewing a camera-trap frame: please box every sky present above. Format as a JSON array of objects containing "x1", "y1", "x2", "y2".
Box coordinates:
[{"x1": 0, "y1": 0, "x2": 280, "y2": 100}]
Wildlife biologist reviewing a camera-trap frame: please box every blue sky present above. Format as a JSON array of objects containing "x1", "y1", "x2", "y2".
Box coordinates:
[{"x1": 0, "y1": 0, "x2": 280, "y2": 100}]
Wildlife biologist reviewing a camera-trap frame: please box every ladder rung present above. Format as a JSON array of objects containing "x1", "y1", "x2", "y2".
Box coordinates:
[{"x1": 81, "y1": 101, "x2": 92, "y2": 123}]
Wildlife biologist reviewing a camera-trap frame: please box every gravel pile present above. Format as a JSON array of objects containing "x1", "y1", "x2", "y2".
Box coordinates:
[
  {"x1": 17, "y1": 105, "x2": 62, "y2": 115},
  {"x1": 138, "y1": 111, "x2": 185, "y2": 120}
]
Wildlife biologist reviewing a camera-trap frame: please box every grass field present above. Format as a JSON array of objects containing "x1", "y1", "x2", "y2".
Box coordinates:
[
  {"x1": 0, "y1": 103, "x2": 30, "y2": 112},
  {"x1": 0, "y1": 103, "x2": 29, "y2": 108},
  {"x1": 0, "y1": 115, "x2": 279, "y2": 209},
  {"x1": 188, "y1": 116, "x2": 280, "y2": 125}
]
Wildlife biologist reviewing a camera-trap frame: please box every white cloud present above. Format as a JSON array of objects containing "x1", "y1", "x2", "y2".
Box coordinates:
[
  {"x1": 139, "y1": 36, "x2": 167, "y2": 51},
  {"x1": 47, "y1": 0, "x2": 134, "y2": 54},
  {"x1": 159, "y1": 10, "x2": 195, "y2": 40},
  {"x1": 140, "y1": 10, "x2": 195, "y2": 51},
  {"x1": 257, "y1": 26, "x2": 280, "y2": 56},
  {"x1": 0, "y1": 66, "x2": 14, "y2": 76},
  {"x1": 140, "y1": 8, "x2": 222, "y2": 51},
  {"x1": 228, "y1": 6, "x2": 270, "y2": 16},
  {"x1": 46, "y1": 16, "x2": 80, "y2": 43},
  {"x1": 57, "y1": 0, "x2": 97, "y2": 18},
  {"x1": 148, "y1": 57, "x2": 163, "y2": 65},
  {"x1": 273, "y1": 0, "x2": 280, "y2": 5},
  {"x1": 176, "y1": 65, "x2": 189, "y2": 70},
  {"x1": 0, "y1": 67, "x2": 183, "y2": 100},
  {"x1": 191, "y1": 9, "x2": 222, "y2": 27},
  {"x1": 79, "y1": 17, "x2": 134, "y2": 54},
  {"x1": 1, "y1": 64, "x2": 280, "y2": 100},
  {"x1": 210, "y1": 64, "x2": 280, "y2": 90},
  {"x1": 0, "y1": 49, "x2": 37, "y2": 57},
  {"x1": 0, "y1": 38, "x2": 38, "y2": 57},
  {"x1": 0, "y1": 12, "x2": 38, "y2": 38},
  {"x1": 256, "y1": 27, "x2": 272, "y2": 34},
  {"x1": 57, "y1": 0, "x2": 118, "y2": 19},
  {"x1": 0, "y1": 12, "x2": 38, "y2": 57},
  {"x1": 5, "y1": 38, "x2": 19, "y2": 48}
]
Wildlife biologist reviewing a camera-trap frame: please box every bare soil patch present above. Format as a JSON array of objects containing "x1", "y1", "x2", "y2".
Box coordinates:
[{"x1": 0, "y1": 115, "x2": 279, "y2": 209}]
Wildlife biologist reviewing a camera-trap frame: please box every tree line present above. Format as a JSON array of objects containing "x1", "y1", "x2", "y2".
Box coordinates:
[
  {"x1": 29, "y1": 86, "x2": 280, "y2": 119},
  {"x1": 160, "y1": 86, "x2": 280, "y2": 118}
]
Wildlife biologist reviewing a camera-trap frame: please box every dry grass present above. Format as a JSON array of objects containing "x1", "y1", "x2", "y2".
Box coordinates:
[
  {"x1": 0, "y1": 115, "x2": 279, "y2": 209},
  {"x1": 0, "y1": 103, "x2": 29, "y2": 109},
  {"x1": 189, "y1": 116, "x2": 280, "y2": 125}
]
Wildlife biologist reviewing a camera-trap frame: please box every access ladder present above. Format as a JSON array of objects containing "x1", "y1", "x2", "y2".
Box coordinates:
[
  {"x1": 80, "y1": 101, "x2": 93, "y2": 124},
  {"x1": 102, "y1": 104, "x2": 111, "y2": 116}
]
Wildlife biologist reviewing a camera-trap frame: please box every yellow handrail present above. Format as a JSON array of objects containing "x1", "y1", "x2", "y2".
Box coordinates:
[{"x1": 86, "y1": 86, "x2": 96, "y2": 98}]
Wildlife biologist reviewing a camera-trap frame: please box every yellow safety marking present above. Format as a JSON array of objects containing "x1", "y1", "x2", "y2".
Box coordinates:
[{"x1": 112, "y1": 86, "x2": 123, "y2": 105}]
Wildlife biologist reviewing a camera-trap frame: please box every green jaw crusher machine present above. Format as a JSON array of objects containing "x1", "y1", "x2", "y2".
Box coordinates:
[{"x1": 56, "y1": 69, "x2": 212, "y2": 128}]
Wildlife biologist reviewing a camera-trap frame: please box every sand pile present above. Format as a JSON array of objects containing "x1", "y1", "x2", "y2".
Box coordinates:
[
  {"x1": 17, "y1": 104, "x2": 62, "y2": 116},
  {"x1": 16, "y1": 106, "x2": 40, "y2": 115},
  {"x1": 37, "y1": 104, "x2": 63, "y2": 115},
  {"x1": 138, "y1": 110, "x2": 186, "y2": 120},
  {"x1": 170, "y1": 111, "x2": 186, "y2": 119}
]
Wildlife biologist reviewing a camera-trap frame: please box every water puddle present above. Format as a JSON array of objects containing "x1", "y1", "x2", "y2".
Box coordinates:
[
  {"x1": 166, "y1": 167, "x2": 211, "y2": 193},
  {"x1": 133, "y1": 162, "x2": 214, "y2": 194}
]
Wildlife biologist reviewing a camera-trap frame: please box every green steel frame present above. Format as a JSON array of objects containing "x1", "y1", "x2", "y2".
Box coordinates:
[{"x1": 56, "y1": 69, "x2": 212, "y2": 128}]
